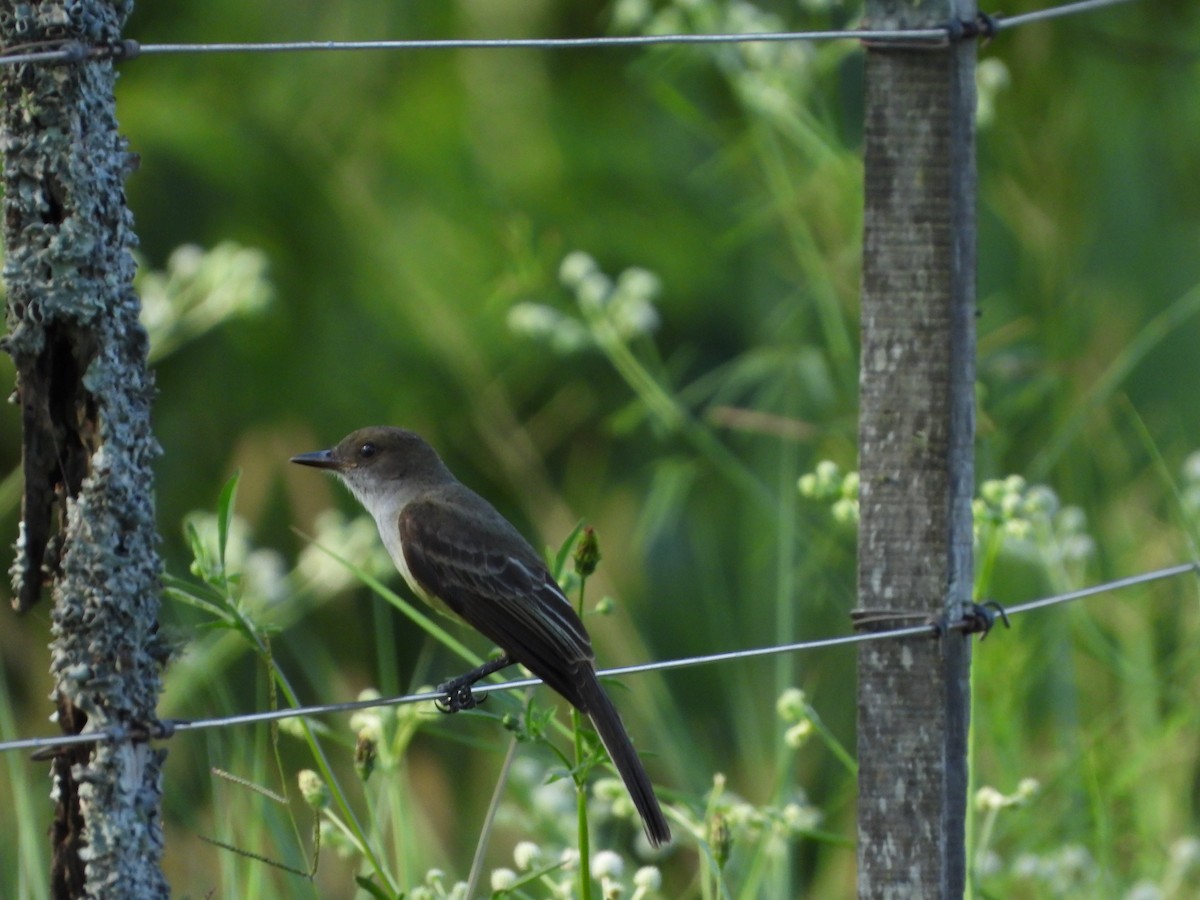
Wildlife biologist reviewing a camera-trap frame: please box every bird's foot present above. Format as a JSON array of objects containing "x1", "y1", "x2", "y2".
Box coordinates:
[
  {"x1": 434, "y1": 653, "x2": 515, "y2": 714},
  {"x1": 435, "y1": 675, "x2": 485, "y2": 714}
]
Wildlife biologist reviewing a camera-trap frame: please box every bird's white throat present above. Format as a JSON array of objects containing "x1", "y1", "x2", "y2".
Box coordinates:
[{"x1": 336, "y1": 470, "x2": 430, "y2": 603}]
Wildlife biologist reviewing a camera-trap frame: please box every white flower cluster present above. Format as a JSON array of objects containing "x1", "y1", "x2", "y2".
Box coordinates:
[
  {"x1": 973, "y1": 475, "x2": 1095, "y2": 566},
  {"x1": 507, "y1": 251, "x2": 662, "y2": 354},
  {"x1": 138, "y1": 241, "x2": 273, "y2": 362}
]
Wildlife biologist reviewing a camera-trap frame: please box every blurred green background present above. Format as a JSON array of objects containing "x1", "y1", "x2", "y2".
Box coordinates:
[{"x1": 3, "y1": 0, "x2": 1200, "y2": 897}]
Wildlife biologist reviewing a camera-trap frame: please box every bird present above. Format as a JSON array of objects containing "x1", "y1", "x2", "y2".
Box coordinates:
[{"x1": 291, "y1": 426, "x2": 671, "y2": 847}]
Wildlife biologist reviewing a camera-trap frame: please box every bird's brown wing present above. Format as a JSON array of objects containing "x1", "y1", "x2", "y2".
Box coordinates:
[{"x1": 398, "y1": 497, "x2": 594, "y2": 706}]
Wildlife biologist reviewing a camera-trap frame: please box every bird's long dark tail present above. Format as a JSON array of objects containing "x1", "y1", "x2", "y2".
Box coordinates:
[{"x1": 576, "y1": 670, "x2": 671, "y2": 847}]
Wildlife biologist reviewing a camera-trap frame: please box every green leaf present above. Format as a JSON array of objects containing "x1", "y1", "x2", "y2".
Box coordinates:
[
  {"x1": 550, "y1": 519, "x2": 586, "y2": 582},
  {"x1": 216, "y1": 470, "x2": 241, "y2": 571},
  {"x1": 501, "y1": 859, "x2": 570, "y2": 894},
  {"x1": 162, "y1": 580, "x2": 227, "y2": 620},
  {"x1": 185, "y1": 520, "x2": 211, "y2": 579},
  {"x1": 354, "y1": 875, "x2": 397, "y2": 900}
]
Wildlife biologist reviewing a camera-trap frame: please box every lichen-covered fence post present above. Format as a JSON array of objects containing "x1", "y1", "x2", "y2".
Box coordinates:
[
  {"x1": 0, "y1": 2, "x2": 169, "y2": 897},
  {"x1": 854, "y1": 0, "x2": 978, "y2": 897}
]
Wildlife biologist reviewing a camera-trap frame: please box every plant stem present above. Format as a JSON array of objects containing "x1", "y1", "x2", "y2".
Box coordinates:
[
  {"x1": 587, "y1": 316, "x2": 775, "y2": 512},
  {"x1": 466, "y1": 733, "x2": 521, "y2": 899},
  {"x1": 233, "y1": 606, "x2": 396, "y2": 895},
  {"x1": 574, "y1": 706, "x2": 593, "y2": 900},
  {"x1": 572, "y1": 535, "x2": 595, "y2": 900}
]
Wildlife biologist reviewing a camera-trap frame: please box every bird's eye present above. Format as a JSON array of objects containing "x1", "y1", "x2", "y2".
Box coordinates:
[{"x1": 359, "y1": 442, "x2": 377, "y2": 459}]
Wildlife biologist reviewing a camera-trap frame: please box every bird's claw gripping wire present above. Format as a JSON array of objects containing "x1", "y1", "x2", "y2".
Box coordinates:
[
  {"x1": 435, "y1": 677, "x2": 486, "y2": 713},
  {"x1": 434, "y1": 653, "x2": 515, "y2": 714}
]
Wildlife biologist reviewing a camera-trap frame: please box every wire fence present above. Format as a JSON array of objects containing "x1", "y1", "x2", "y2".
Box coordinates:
[
  {"x1": 0, "y1": 0, "x2": 1157, "y2": 784},
  {"x1": 0, "y1": 0, "x2": 1135, "y2": 67},
  {"x1": 1, "y1": 560, "x2": 1193, "y2": 758},
  {"x1": 0, "y1": 0, "x2": 1173, "y2": 891},
  {"x1": 0, "y1": 0, "x2": 1150, "y2": 752}
]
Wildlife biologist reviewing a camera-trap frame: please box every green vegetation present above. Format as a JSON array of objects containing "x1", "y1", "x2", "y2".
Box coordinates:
[{"x1": 2, "y1": 0, "x2": 1200, "y2": 896}]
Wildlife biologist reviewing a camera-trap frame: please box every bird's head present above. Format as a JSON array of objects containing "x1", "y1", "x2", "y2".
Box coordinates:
[{"x1": 291, "y1": 426, "x2": 449, "y2": 504}]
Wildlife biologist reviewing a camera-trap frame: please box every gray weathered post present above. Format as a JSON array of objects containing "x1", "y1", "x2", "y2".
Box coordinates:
[
  {"x1": 855, "y1": 1, "x2": 978, "y2": 896},
  {"x1": 0, "y1": 2, "x2": 169, "y2": 896}
]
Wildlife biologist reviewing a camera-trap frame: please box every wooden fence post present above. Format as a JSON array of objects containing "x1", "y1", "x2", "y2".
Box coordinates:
[
  {"x1": 855, "y1": 1, "x2": 978, "y2": 896},
  {"x1": 1, "y1": 2, "x2": 169, "y2": 896}
]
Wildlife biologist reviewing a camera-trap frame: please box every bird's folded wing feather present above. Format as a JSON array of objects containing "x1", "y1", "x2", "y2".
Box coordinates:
[{"x1": 399, "y1": 498, "x2": 594, "y2": 703}]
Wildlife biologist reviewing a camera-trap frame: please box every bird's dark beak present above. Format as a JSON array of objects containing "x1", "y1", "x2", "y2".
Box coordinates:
[{"x1": 290, "y1": 449, "x2": 343, "y2": 470}]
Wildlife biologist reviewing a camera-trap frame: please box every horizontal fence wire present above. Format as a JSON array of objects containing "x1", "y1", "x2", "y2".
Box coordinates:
[
  {"x1": 0, "y1": 0, "x2": 1136, "y2": 67},
  {"x1": 0, "y1": 560, "x2": 1193, "y2": 758},
  {"x1": 993, "y1": 0, "x2": 1133, "y2": 29}
]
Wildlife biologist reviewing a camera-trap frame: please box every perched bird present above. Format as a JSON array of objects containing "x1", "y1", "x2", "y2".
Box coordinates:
[{"x1": 291, "y1": 426, "x2": 670, "y2": 846}]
